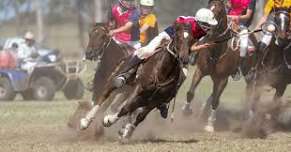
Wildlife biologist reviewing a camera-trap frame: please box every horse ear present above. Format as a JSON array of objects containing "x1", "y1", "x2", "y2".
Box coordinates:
[{"x1": 95, "y1": 22, "x2": 105, "y2": 27}]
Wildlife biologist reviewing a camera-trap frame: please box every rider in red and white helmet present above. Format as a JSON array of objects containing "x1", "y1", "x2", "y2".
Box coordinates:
[
  {"x1": 114, "y1": 8, "x2": 217, "y2": 89},
  {"x1": 112, "y1": 8, "x2": 217, "y2": 118}
]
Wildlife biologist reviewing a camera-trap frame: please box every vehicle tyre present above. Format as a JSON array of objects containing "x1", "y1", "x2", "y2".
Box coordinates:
[
  {"x1": 0, "y1": 77, "x2": 16, "y2": 101},
  {"x1": 63, "y1": 79, "x2": 84, "y2": 100},
  {"x1": 21, "y1": 89, "x2": 33, "y2": 101},
  {"x1": 32, "y1": 77, "x2": 56, "y2": 101}
]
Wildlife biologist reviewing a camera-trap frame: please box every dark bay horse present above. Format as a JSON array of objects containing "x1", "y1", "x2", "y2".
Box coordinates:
[
  {"x1": 182, "y1": 0, "x2": 258, "y2": 132},
  {"x1": 250, "y1": 9, "x2": 291, "y2": 116},
  {"x1": 241, "y1": 10, "x2": 291, "y2": 137},
  {"x1": 77, "y1": 22, "x2": 159, "y2": 131},
  {"x1": 96, "y1": 22, "x2": 193, "y2": 141}
]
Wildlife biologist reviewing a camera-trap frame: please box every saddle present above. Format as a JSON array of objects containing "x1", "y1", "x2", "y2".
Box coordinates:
[{"x1": 112, "y1": 38, "x2": 136, "y2": 55}]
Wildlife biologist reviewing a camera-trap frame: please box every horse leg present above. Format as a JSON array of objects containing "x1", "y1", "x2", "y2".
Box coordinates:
[
  {"x1": 119, "y1": 105, "x2": 156, "y2": 141},
  {"x1": 182, "y1": 67, "x2": 204, "y2": 116},
  {"x1": 80, "y1": 83, "x2": 117, "y2": 130},
  {"x1": 268, "y1": 84, "x2": 287, "y2": 118},
  {"x1": 110, "y1": 91, "x2": 129, "y2": 113},
  {"x1": 241, "y1": 80, "x2": 255, "y2": 120},
  {"x1": 198, "y1": 94, "x2": 213, "y2": 121},
  {"x1": 103, "y1": 85, "x2": 142, "y2": 127},
  {"x1": 273, "y1": 84, "x2": 286, "y2": 102},
  {"x1": 204, "y1": 77, "x2": 228, "y2": 133}
]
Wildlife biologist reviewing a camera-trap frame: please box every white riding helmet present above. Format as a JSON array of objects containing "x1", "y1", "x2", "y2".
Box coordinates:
[
  {"x1": 24, "y1": 31, "x2": 35, "y2": 40},
  {"x1": 195, "y1": 8, "x2": 218, "y2": 26},
  {"x1": 140, "y1": 0, "x2": 154, "y2": 6}
]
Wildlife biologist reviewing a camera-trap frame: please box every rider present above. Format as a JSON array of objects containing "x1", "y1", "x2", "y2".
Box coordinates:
[
  {"x1": 112, "y1": 8, "x2": 218, "y2": 118},
  {"x1": 255, "y1": 0, "x2": 291, "y2": 51},
  {"x1": 138, "y1": 0, "x2": 158, "y2": 46},
  {"x1": 109, "y1": 0, "x2": 141, "y2": 50},
  {"x1": 226, "y1": 0, "x2": 257, "y2": 79}
]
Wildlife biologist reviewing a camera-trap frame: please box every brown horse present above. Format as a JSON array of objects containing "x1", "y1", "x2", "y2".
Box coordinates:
[
  {"x1": 242, "y1": 9, "x2": 291, "y2": 137},
  {"x1": 77, "y1": 23, "x2": 134, "y2": 130},
  {"x1": 182, "y1": 0, "x2": 258, "y2": 132},
  {"x1": 95, "y1": 22, "x2": 193, "y2": 141},
  {"x1": 86, "y1": 23, "x2": 131, "y2": 104},
  {"x1": 77, "y1": 22, "x2": 160, "y2": 131},
  {"x1": 250, "y1": 9, "x2": 291, "y2": 116}
]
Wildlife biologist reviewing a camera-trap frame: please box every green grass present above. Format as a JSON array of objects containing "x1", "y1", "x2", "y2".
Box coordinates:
[{"x1": 1, "y1": 22, "x2": 291, "y2": 152}]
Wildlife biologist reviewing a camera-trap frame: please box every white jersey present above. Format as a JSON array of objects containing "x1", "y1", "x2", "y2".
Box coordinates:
[{"x1": 17, "y1": 42, "x2": 37, "y2": 61}]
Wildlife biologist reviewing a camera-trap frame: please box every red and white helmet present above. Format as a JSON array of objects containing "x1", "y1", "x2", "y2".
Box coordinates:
[{"x1": 119, "y1": 0, "x2": 136, "y2": 9}]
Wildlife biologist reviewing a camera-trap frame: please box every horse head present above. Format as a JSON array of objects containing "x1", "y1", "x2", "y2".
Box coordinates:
[
  {"x1": 172, "y1": 22, "x2": 194, "y2": 63},
  {"x1": 85, "y1": 23, "x2": 111, "y2": 61},
  {"x1": 274, "y1": 9, "x2": 290, "y2": 40},
  {"x1": 207, "y1": 0, "x2": 227, "y2": 38}
]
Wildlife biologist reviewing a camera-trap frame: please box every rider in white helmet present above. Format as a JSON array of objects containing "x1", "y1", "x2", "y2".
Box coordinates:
[
  {"x1": 112, "y1": 8, "x2": 217, "y2": 118},
  {"x1": 114, "y1": 8, "x2": 217, "y2": 88}
]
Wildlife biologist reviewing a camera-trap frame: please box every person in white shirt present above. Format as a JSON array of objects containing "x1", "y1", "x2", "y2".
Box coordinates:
[{"x1": 18, "y1": 31, "x2": 38, "y2": 73}]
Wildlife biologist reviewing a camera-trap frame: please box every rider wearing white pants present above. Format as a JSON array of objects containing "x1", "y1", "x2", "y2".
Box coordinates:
[
  {"x1": 112, "y1": 8, "x2": 218, "y2": 119},
  {"x1": 134, "y1": 31, "x2": 171, "y2": 59},
  {"x1": 113, "y1": 8, "x2": 218, "y2": 88}
]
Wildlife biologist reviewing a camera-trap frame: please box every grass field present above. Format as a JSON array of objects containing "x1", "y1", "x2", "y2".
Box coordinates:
[
  {"x1": 1, "y1": 66, "x2": 291, "y2": 152},
  {"x1": 1, "y1": 22, "x2": 291, "y2": 152}
]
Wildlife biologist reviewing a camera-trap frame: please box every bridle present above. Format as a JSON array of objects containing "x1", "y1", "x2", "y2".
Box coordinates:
[
  {"x1": 167, "y1": 24, "x2": 192, "y2": 61},
  {"x1": 90, "y1": 26, "x2": 113, "y2": 58}
]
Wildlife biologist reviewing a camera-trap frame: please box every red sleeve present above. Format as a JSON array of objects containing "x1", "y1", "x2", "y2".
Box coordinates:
[{"x1": 175, "y1": 16, "x2": 185, "y2": 24}]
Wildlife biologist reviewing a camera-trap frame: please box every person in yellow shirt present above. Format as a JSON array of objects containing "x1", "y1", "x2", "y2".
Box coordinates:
[
  {"x1": 256, "y1": 0, "x2": 291, "y2": 51},
  {"x1": 138, "y1": 0, "x2": 158, "y2": 46},
  {"x1": 256, "y1": 0, "x2": 291, "y2": 29}
]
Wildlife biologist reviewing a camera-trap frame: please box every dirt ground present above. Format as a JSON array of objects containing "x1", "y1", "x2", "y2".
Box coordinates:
[
  {"x1": 1, "y1": 98, "x2": 291, "y2": 152},
  {"x1": 1, "y1": 75, "x2": 291, "y2": 152}
]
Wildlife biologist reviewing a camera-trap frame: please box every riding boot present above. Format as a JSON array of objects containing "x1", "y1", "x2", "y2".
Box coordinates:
[{"x1": 113, "y1": 55, "x2": 142, "y2": 88}]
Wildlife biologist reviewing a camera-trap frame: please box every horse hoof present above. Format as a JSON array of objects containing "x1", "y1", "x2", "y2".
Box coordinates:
[
  {"x1": 204, "y1": 125, "x2": 214, "y2": 133},
  {"x1": 118, "y1": 127, "x2": 125, "y2": 137},
  {"x1": 103, "y1": 114, "x2": 119, "y2": 127},
  {"x1": 119, "y1": 123, "x2": 135, "y2": 140},
  {"x1": 80, "y1": 118, "x2": 90, "y2": 130},
  {"x1": 182, "y1": 104, "x2": 193, "y2": 116},
  {"x1": 119, "y1": 137, "x2": 130, "y2": 144}
]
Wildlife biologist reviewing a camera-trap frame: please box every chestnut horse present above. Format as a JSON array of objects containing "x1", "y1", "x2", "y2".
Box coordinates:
[{"x1": 182, "y1": 0, "x2": 258, "y2": 132}]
